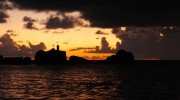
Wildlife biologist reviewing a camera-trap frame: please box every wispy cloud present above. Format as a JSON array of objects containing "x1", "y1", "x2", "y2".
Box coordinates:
[
  {"x1": 69, "y1": 47, "x2": 95, "y2": 51},
  {"x1": 95, "y1": 30, "x2": 108, "y2": 35}
]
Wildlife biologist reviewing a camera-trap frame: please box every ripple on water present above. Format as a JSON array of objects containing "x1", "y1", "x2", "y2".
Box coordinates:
[{"x1": 0, "y1": 65, "x2": 180, "y2": 99}]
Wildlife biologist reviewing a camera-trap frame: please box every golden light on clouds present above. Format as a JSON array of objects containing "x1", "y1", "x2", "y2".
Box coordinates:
[
  {"x1": 160, "y1": 33, "x2": 164, "y2": 37},
  {"x1": 0, "y1": 8, "x2": 120, "y2": 60},
  {"x1": 121, "y1": 27, "x2": 126, "y2": 31}
]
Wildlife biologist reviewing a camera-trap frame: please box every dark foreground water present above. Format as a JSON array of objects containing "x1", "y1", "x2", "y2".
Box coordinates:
[{"x1": 0, "y1": 64, "x2": 180, "y2": 100}]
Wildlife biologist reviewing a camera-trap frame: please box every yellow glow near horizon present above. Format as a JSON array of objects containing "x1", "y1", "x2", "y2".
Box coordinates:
[
  {"x1": 160, "y1": 33, "x2": 164, "y2": 37},
  {"x1": 0, "y1": 9, "x2": 121, "y2": 60},
  {"x1": 121, "y1": 27, "x2": 126, "y2": 31}
]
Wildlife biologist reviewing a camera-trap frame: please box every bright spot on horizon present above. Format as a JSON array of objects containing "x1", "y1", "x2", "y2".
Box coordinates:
[
  {"x1": 160, "y1": 33, "x2": 164, "y2": 37},
  {"x1": 170, "y1": 26, "x2": 173, "y2": 30},
  {"x1": 121, "y1": 27, "x2": 126, "y2": 31}
]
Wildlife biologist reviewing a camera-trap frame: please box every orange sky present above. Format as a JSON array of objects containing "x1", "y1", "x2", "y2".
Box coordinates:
[
  {"x1": 0, "y1": 9, "x2": 121, "y2": 60},
  {"x1": 1, "y1": 1, "x2": 180, "y2": 60}
]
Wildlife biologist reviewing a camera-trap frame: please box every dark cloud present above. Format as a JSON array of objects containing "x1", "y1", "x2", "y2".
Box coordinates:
[
  {"x1": 45, "y1": 15, "x2": 74, "y2": 29},
  {"x1": 0, "y1": 34, "x2": 46, "y2": 58},
  {"x1": 69, "y1": 47, "x2": 95, "y2": 51},
  {"x1": 45, "y1": 14, "x2": 87, "y2": 29},
  {"x1": 23, "y1": 16, "x2": 36, "y2": 22},
  {"x1": 0, "y1": 0, "x2": 12, "y2": 10},
  {"x1": 87, "y1": 37, "x2": 119, "y2": 53},
  {"x1": 16, "y1": 41, "x2": 23, "y2": 43},
  {"x1": 24, "y1": 21, "x2": 38, "y2": 30},
  {"x1": 0, "y1": 0, "x2": 12, "y2": 23},
  {"x1": 91, "y1": 56, "x2": 101, "y2": 60},
  {"x1": 112, "y1": 28, "x2": 125, "y2": 34},
  {"x1": 8, "y1": 0, "x2": 94, "y2": 11},
  {"x1": 23, "y1": 16, "x2": 38, "y2": 30},
  {"x1": 83, "y1": 56, "x2": 90, "y2": 59},
  {"x1": 6, "y1": 29, "x2": 17, "y2": 36},
  {"x1": 8, "y1": 0, "x2": 180, "y2": 27},
  {"x1": 63, "y1": 42, "x2": 69, "y2": 44},
  {"x1": 6, "y1": 29, "x2": 14, "y2": 33},
  {"x1": 28, "y1": 41, "x2": 46, "y2": 54},
  {"x1": 69, "y1": 37, "x2": 117, "y2": 53},
  {"x1": 52, "y1": 31, "x2": 64, "y2": 34},
  {"x1": 95, "y1": 30, "x2": 108, "y2": 35},
  {"x1": 0, "y1": 11, "x2": 9, "y2": 23},
  {"x1": 25, "y1": 21, "x2": 34, "y2": 29},
  {"x1": 101, "y1": 37, "x2": 111, "y2": 52},
  {"x1": 112, "y1": 26, "x2": 180, "y2": 60},
  {"x1": 9, "y1": 33, "x2": 18, "y2": 36},
  {"x1": 0, "y1": 34, "x2": 29, "y2": 57},
  {"x1": 160, "y1": 27, "x2": 180, "y2": 59},
  {"x1": 116, "y1": 42, "x2": 121, "y2": 50},
  {"x1": 91, "y1": 56, "x2": 106, "y2": 60}
]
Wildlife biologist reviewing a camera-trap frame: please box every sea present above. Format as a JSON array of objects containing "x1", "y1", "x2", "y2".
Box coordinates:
[{"x1": 0, "y1": 64, "x2": 180, "y2": 100}]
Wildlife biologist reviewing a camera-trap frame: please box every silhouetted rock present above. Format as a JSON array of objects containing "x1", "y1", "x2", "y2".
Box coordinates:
[
  {"x1": 0, "y1": 55, "x2": 32, "y2": 65},
  {"x1": 35, "y1": 45, "x2": 67, "y2": 64},
  {"x1": 4, "y1": 57, "x2": 24, "y2": 64},
  {"x1": 69, "y1": 56, "x2": 91, "y2": 64},
  {"x1": 35, "y1": 50, "x2": 46, "y2": 63},
  {"x1": 0, "y1": 55, "x2": 3, "y2": 64},
  {"x1": 23, "y1": 57, "x2": 32, "y2": 64},
  {"x1": 106, "y1": 49, "x2": 135, "y2": 64}
]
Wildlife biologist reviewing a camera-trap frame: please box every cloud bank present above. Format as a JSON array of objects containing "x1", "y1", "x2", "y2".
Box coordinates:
[
  {"x1": 0, "y1": 34, "x2": 46, "y2": 58},
  {"x1": 0, "y1": 0, "x2": 12, "y2": 23},
  {"x1": 112, "y1": 26, "x2": 180, "y2": 60},
  {"x1": 45, "y1": 13, "x2": 88, "y2": 29},
  {"x1": 0, "y1": 11, "x2": 9, "y2": 23},
  {"x1": 87, "y1": 37, "x2": 120, "y2": 53},
  {"x1": 8, "y1": 0, "x2": 180, "y2": 27},
  {"x1": 70, "y1": 37, "x2": 120, "y2": 53}
]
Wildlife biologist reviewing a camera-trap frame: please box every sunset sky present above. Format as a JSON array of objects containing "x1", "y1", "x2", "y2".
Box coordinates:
[{"x1": 0, "y1": 0, "x2": 180, "y2": 60}]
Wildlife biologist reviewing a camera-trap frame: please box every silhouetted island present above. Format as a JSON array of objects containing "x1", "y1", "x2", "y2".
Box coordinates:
[
  {"x1": 106, "y1": 49, "x2": 135, "y2": 64},
  {"x1": 69, "y1": 56, "x2": 92, "y2": 64},
  {"x1": 0, "y1": 46, "x2": 137, "y2": 65},
  {"x1": 0, "y1": 55, "x2": 4, "y2": 64},
  {"x1": 35, "y1": 45, "x2": 67, "y2": 64},
  {"x1": 0, "y1": 55, "x2": 31, "y2": 65}
]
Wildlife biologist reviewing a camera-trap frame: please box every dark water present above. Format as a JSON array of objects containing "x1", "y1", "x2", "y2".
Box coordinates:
[{"x1": 0, "y1": 64, "x2": 180, "y2": 100}]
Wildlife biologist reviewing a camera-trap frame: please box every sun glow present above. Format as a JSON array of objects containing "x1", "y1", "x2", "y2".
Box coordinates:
[
  {"x1": 160, "y1": 33, "x2": 164, "y2": 37},
  {"x1": 0, "y1": 9, "x2": 123, "y2": 60},
  {"x1": 121, "y1": 27, "x2": 126, "y2": 31}
]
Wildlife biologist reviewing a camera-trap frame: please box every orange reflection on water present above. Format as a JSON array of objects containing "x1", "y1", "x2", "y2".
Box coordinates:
[{"x1": 0, "y1": 65, "x2": 122, "y2": 99}]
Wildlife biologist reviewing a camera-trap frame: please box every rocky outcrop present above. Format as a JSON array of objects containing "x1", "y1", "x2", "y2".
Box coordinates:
[
  {"x1": 3, "y1": 57, "x2": 31, "y2": 65},
  {"x1": 106, "y1": 49, "x2": 135, "y2": 64},
  {"x1": 69, "y1": 56, "x2": 91, "y2": 64},
  {"x1": 0, "y1": 55, "x2": 3, "y2": 64},
  {"x1": 35, "y1": 48, "x2": 67, "y2": 64}
]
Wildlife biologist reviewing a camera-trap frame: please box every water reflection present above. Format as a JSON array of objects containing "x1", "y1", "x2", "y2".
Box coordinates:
[
  {"x1": 1, "y1": 65, "x2": 180, "y2": 99},
  {"x1": 0, "y1": 65, "x2": 122, "y2": 99}
]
